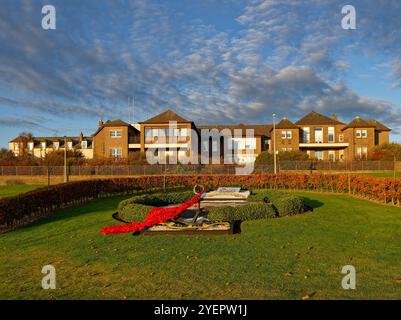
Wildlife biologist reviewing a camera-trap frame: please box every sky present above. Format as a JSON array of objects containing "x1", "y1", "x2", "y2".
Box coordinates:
[{"x1": 1, "y1": 0, "x2": 401, "y2": 148}]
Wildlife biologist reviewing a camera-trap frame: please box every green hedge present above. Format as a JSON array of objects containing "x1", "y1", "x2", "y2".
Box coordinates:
[
  {"x1": 248, "y1": 190, "x2": 305, "y2": 216},
  {"x1": 207, "y1": 203, "x2": 277, "y2": 222},
  {"x1": 118, "y1": 191, "x2": 194, "y2": 222}
]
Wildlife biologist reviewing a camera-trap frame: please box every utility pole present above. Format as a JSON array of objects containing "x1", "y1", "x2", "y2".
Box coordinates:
[
  {"x1": 64, "y1": 136, "x2": 67, "y2": 183},
  {"x1": 272, "y1": 113, "x2": 277, "y2": 174}
]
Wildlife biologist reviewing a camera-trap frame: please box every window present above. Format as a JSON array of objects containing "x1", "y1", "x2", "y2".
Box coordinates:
[
  {"x1": 245, "y1": 138, "x2": 256, "y2": 149},
  {"x1": 339, "y1": 150, "x2": 345, "y2": 161},
  {"x1": 281, "y1": 131, "x2": 286, "y2": 139},
  {"x1": 314, "y1": 128, "x2": 323, "y2": 143},
  {"x1": 41, "y1": 142, "x2": 46, "y2": 149},
  {"x1": 180, "y1": 128, "x2": 188, "y2": 137},
  {"x1": 81, "y1": 141, "x2": 87, "y2": 149},
  {"x1": 14, "y1": 143, "x2": 19, "y2": 151},
  {"x1": 328, "y1": 151, "x2": 335, "y2": 162},
  {"x1": 339, "y1": 134, "x2": 344, "y2": 142},
  {"x1": 303, "y1": 127, "x2": 310, "y2": 143},
  {"x1": 53, "y1": 142, "x2": 59, "y2": 149},
  {"x1": 315, "y1": 150, "x2": 323, "y2": 160},
  {"x1": 361, "y1": 130, "x2": 367, "y2": 138},
  {"x1": 328, "y1": 127, "x2": 335, "y2": 142},
  {"x1": 286, "y1": 130, "x2": 292, "y2": 139},
  {"x1": 67, "y1": 141, "x2": 73, "y2": 149},
  {"x1": 110, "y1": 130, "x2": 122, "y2": 138},
  {"x1": 110, "y1": 148, "x2": 122, "y2": 158},
  {"x1": 28, "y1": 142, "x2": 34, "y2": 150},
  {"x1": 356, "y1": 130, "x2": 361, "y2": 138}
]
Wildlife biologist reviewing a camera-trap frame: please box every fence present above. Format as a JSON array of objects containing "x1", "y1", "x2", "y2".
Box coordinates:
[{"x1": 0, "y1": 160, "x2": 398, "y2": 177}]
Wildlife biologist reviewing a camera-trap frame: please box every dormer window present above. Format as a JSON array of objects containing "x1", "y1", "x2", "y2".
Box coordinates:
[
  {"x1": 67, "y1": 141, "x2": 73, "y2": 149},
  {"x1": 54, "y1": 142, "x2": 60, "y2": 149},
  {"x1": 81, "y1": 141, "x2": 88, "y2": 149},
  {"x1": 41, "y1": 142, "x2": 46, "y2": 149}
]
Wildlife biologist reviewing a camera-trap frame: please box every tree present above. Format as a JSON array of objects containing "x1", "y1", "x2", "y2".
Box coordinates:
[
  {"x1": 17, "y1": 132, "x2": 33, "y2": 157},
  {"x1": 43, "y1": 149, "x2": 85, "y2": 166},
  {"x1": 0, "y1": 148, "x2": 15, "y2": 165},
  {"x1": 370, "y1": 143, "x2": 401, "y2": 161}
]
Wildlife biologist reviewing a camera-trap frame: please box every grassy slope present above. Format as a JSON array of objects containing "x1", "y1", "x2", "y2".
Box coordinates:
[
  {"x1": 0, "y1": 184, "x2": 43, "y2": 198},
  {"x1": 0, "y1": 192, "x2": 400, "y2": 300}
]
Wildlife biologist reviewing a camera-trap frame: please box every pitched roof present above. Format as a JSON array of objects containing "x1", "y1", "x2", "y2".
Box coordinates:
[
  {"x1": 343, "y1": 117, "x2": 377, "y2": 129},
  {"x1": 295, "y1": 111, "x2": 344, "y2": 126},
  {"x1": 365, "y1": 119, "x2": 391, "y2": 131},
  {"x1": 275, "y1": 118, "x2": 298, "y2": 129},
  {"x1": 92, "y1": 119, "x2": 131, "y2": 136},
  {"x1": 9, "y1": 136, "x2": 93, "y2": 148},
  {"x1": 141, "y1": 109, "x2": 190, "y2": 124}
]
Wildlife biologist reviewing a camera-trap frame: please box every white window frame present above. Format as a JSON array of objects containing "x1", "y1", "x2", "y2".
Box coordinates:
[
  {"x1": 28, "y1": 142, "x2": 34, "y2": 150},
  {"x1": 110, "y1": 148, "x2": 122, "y2": 158},
  {"x1": 67, "y1": 141, "x2": 73, "y2": 149},
  {"x1": 281, "y1": 131, "x2": 287, "y2": 139},
  {"x1": 41, "y1": 142, "x2": 47, "y2": 149},
  {"x1": 356, "y1": 130, "x2": 362, "y2": 139},
  {"x1": 303, "y1": 127, "x2": 310, "y2": 143},
  {"x1": 315, "y1": 150, "x2": 323, "y2": 160},
  {"x1": 361, "y1": 130, "x2": 367, "y2": 138},
  {"x1": 328, "y1": 150, "x2": 335, "y2": 162},
  {"x1": 81, "y1": 141, "x2": 87, "y2": 149},
  {"x1": 314, "y1": 128, "x2": 323, "y2": 143},
  {"x1": 286, "y1": 130, "x2": 292, "y2": 139},
  {"x1": 53, "y1": 142, "x2": 59, "y2": 150},
  {"x1": 328, "y1": 127, "x2": 335, "y2": 143},
  {"x1": 110, "y1": 130, "x2": 122, "y2": 138}
]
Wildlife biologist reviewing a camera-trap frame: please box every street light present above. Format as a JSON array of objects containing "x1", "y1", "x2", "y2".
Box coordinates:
[
  {"x1": 272, "y1": 113, "x2": 277, "y2": 174},
  {"x1": 64, "y1": 136, "x2": 67, "y2": 183}
]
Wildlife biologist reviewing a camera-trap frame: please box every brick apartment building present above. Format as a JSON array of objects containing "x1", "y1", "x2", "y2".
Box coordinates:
[{"x1": 9, "y1": 110, "x2": 391, "y2": 163}]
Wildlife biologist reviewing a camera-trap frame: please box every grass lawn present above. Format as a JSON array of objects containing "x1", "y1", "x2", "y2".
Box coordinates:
[
  {"x1": 358, "y1": 172, "x2": 401, "y2": 178},
  {"x1": 0, "y1": 191, "x2": 401, "y2": 299},
  {"x1": 0, "y1": 184, "x2": 43, "y2": 199}
]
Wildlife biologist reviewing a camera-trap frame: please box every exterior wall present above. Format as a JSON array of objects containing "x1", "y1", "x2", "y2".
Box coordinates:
[
  {"x1": 378, "y1": 131, "x2": 390, "y2": 145},
  {"x1": 93, "y1": 126, "x2": 129, "y2": 159},
  {"x1": 270, "y1": 128, "x2": 300, "y2": 152},
  {"x1": 140, "y1": 123, "x2": 193, "y2": 157},
  {"x1": 343, "y1": 127, "x2": 376, "y2": 160}
]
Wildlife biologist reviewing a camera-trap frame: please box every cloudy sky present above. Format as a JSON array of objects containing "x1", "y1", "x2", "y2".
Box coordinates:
[{"x1": 1, "y1": 0, "x2": 401, "y2": 147}]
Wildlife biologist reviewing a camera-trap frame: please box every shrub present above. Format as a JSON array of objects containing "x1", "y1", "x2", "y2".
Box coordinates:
[
  {"x1": 117, "y1": 191, "x2": 194, "y2": 222},
  {"x1": 207, "y1": 203, "x2": 277, "y2": 222},
  {"x1": 248, "y1": 190, "x2": 305, "y2": 216}
]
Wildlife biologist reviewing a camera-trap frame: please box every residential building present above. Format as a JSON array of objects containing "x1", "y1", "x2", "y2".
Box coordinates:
[
  {"x1": 8, "y1": 132, "x2": 93, "y2": 159},
  {"x1": 8, "y1": 109, "x2": 391, "y2": 162}
]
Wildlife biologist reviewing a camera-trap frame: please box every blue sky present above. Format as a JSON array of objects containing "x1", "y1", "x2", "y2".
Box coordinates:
[{"x1": 1, "y1": 0, "x2": 401, "y2": 148}]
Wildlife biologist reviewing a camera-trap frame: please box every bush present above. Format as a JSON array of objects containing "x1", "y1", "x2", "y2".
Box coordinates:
[
  {"x1": 248, "y1": 190, "x2": 305, "y2": 216},
  {"x1": 117, "y1": 191, "x2": 194, "y2": 222},
  {"x1": 207, "y1": 203, "x2": 277, "y2": 222}
]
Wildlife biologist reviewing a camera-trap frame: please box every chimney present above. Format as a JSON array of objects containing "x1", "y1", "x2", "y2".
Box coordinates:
[
  {"x1": 332, "y1": 114, "x2": 338, "y2": 121},
  {"x1": 98, "y1": 119, "x2": 104, "y2": 128},
  {"x1": 79, "y1": 132, "x2": 84, "y2": 142}
]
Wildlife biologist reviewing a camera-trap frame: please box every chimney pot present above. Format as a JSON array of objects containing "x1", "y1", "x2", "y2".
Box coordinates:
[
  {"x1": 332, "y1": 114, "x2": 338, "y2": 121},
  {"x1": 98, "y1": 120, "x2": 104, "y2": 128}
]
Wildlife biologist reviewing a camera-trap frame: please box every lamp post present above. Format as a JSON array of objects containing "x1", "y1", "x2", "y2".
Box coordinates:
[
  {"x1": 272, "y1": 113, "x2": 277, "y2": 174},
  {"x1": 64, "y1": 136, "x2": 67, "y2": 183}
]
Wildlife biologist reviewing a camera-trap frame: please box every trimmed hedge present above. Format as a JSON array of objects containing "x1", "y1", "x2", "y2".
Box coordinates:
[
  {"x1": 207, "y1": 203, "x2": 277, "y2": 222},
  {"x1": 117, "y1": 191, "x2": 194, "y2": 222},
  {"x1": 248, "y1": 190, "x2": 305, "y2": 216},
  {"x1": 1, "y1": 173, "x2": 401, "y2": 233}
]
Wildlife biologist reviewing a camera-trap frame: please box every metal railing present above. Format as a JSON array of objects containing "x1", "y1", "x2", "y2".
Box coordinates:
[{"x1": 0, "y1": 160, "x2": 397, "y2": 177}]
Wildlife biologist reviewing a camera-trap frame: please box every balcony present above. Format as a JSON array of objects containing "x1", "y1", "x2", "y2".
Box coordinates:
[{"x1": 299, "y1": 141, "x2": 349, "y2": 148}]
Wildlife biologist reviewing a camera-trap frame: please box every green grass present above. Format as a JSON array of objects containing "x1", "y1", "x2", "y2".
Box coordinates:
[
  {"x1": 0, "y1": 191, "x2": 401, "y2": 299},
  {"x1": 356, "y1": 171, "x2": 401, "y2": 178},
  {"x1": 0, "y1": 184, "x2": 43, "y2": 199}
]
